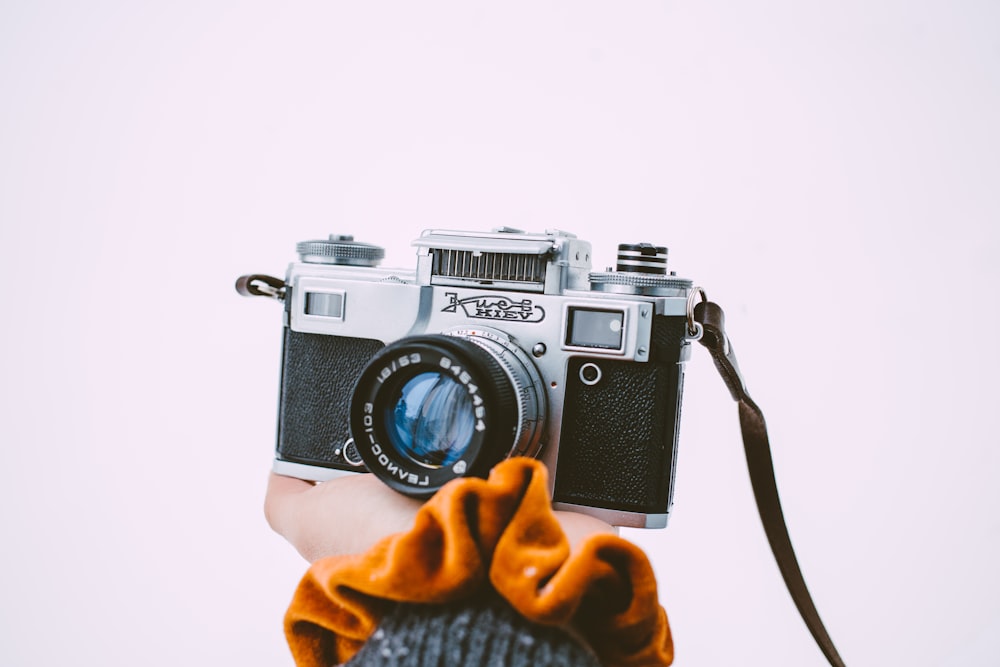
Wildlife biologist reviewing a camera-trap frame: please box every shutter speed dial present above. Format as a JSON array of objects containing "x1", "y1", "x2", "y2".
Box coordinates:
[{"x1": 297, "y1": 234, "x2": 385, "y2": 267}]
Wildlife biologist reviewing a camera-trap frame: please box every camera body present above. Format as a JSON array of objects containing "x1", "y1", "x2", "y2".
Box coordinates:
[{"x1": 261, "y1": 228, "x2": 695, "y2": 528}]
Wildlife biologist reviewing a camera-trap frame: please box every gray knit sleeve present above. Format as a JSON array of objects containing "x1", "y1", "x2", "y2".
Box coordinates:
[{"x1": 346, "y1": 591, "x2": 603, "y2": 667}]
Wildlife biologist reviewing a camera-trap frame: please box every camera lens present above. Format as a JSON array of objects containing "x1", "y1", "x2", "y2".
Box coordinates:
[
  {"x1": 350, "y1": 333, "x2": 546, "y2": 497},
  {"x1": 387, "y1": 371, "x2": 476, "y2": 467}
]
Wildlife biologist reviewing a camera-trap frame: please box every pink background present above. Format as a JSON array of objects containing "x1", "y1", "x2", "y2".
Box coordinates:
[{"x1": 2, "y1": 2, "x2": 997, "y2": 665}]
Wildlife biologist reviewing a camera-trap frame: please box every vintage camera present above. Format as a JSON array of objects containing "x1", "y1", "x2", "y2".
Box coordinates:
[{"x1": 238, "y1": 228, "x2": 697, "y2": 528}]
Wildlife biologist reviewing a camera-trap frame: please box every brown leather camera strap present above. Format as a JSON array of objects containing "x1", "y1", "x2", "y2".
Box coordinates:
[{"x1": 693, "y1": 299, "x2": 846, "y2": 667}]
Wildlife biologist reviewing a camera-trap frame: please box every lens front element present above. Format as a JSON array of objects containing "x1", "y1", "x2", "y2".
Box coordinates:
[{"x1": 388, "y1": 371, "x2": 476, "y2": 468}]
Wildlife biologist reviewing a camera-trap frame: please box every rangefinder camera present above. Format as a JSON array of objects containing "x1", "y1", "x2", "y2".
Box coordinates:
[{"x1": 237, "y1": 227, "x2": 697, "y2": 528}]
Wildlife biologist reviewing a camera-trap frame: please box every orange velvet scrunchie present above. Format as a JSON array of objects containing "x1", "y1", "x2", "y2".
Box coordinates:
[{"x1": 284, "y1": 457, "x2": 674, "y2": 666}]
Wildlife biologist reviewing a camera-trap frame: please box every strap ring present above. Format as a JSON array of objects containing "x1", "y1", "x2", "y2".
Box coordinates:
[
  {"x1": 235, "y1": 274, "x2": 287, "y2": 300},
  {"x1": 686, "y1": 286, "x2": 707, "y2": 337}
]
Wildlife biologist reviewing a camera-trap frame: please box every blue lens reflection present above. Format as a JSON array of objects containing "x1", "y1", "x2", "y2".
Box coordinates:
[{"x1": 387, "y1": 371, "x2": 475, "y2": 467}]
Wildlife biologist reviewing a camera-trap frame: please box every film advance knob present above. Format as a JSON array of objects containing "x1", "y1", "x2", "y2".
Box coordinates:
[{"x1": 616, "y1": 242, "x2": 668, "y2": 275}]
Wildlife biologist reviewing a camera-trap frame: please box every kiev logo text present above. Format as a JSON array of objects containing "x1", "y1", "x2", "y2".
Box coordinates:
[{"x1": 442, "y1": 292, "x2": 545, "y2": 323}]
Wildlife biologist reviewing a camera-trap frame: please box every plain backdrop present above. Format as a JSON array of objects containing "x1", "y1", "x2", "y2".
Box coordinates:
[{"x1": 2, "y1": 2, "x2": 998, "y2": 666}]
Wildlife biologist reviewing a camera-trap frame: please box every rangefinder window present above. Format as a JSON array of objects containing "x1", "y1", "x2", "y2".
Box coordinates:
[{"x1": 566, "y1": 307, "x2": 625, "y2": 350}]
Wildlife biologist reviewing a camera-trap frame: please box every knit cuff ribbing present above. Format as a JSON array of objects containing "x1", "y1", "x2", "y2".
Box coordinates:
[{"x1": 345, "y1": 592, "x2": 603, "y2": 667}]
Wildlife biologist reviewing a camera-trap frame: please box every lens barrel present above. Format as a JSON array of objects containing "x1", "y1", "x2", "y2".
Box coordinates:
[{"x1": 350, "y1": 334, "x2": 542, "y2": 497}]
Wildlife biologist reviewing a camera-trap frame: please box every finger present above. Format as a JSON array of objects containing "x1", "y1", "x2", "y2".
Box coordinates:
[
  {"x1": 553, "y1": 510, "x2": 618, "y2": 550},
  {"x1": 265, "y1": 471, "x2": 423, "y2": 562},
  {"x1": 263, "y1": 472, "x2": 314, "y2": 535},
  {"x1": 266, "y1": 471, "x2": 315, "y2": 500}
]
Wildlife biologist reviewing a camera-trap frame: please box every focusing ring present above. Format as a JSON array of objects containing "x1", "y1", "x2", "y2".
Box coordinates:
[
  {"x1": 454, "y1": 330, "x2": 547, "y2": 459},
  {"x1": 349, "y1": 335, "x2": 519, "y2": 498}
]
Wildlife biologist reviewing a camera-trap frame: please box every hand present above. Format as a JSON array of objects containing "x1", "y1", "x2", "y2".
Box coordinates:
[{"x1": 265, "y1": 471, "x2": 617, "y2": 563}]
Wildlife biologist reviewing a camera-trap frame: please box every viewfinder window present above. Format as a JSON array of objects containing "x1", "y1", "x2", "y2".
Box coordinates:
[
  {"x1": 305, "y1": 292, "x2": 345, "y2": 318},
  {"x1": 566, "y1": 308, "x2": 624, "y2": 349}
]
